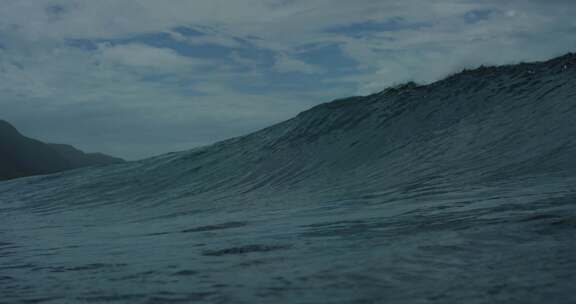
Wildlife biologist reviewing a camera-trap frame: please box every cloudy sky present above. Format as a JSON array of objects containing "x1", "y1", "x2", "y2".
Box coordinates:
[{"x1": 1, "y1": 0, "x2": 575, "y2": 160}]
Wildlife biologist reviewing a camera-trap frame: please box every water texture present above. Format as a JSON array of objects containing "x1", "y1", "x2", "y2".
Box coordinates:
[{"x1": 1, "y1": 54, "x2": 576, "y2": 303}]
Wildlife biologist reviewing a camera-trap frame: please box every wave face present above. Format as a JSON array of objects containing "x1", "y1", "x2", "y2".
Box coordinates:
[{"x1": 1, "y1": 54, "x2": 576, "y2": 303}]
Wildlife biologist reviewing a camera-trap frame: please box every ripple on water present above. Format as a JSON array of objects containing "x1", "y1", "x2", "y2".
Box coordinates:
[{"x1": 203, "y1": 244, "x2": 292, "y2": 257}]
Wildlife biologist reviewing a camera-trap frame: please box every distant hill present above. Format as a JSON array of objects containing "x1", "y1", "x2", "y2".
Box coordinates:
[
  {"x1": 0, "y1": 120, "x2": 124, "y2": 181},
  {"x1": 47, "y1": 143, "x2": 124, "y2": 168}
]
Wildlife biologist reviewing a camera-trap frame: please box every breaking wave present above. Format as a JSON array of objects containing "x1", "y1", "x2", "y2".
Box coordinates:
[{"x1": 1, "y1": 54, "x2": 576, "y2": 303}]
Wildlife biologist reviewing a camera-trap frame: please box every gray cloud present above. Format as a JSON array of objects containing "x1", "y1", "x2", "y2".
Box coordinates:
[{"x1": 1, "y1": 0, "x2": 575, "y2": 159}]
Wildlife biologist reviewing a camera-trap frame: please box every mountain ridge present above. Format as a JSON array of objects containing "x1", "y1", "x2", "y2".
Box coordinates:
[{"x1": 0, "y1": 119, "x2": 125, "y2": 181}]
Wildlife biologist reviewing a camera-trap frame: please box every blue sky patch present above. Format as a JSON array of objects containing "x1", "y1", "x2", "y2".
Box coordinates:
[
  {"x1": 325, "y1": 17, "x2": 432, "y2": 35},
  {"x1": 295, "y1": 43, "x2": 358, "y2": 71},
  {"x1": 463, "y1": 9, "x2": 496, "y2": 24}
]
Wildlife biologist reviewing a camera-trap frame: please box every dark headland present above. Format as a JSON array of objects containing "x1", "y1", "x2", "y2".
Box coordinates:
[{"x1": 0, "y1": 120, "x2": 124, "y2": 181}]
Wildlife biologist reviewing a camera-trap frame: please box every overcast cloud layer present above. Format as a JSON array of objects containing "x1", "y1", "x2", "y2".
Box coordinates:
[{"x1": 1, "y1": 0, "x2": 575, "y2": 159}]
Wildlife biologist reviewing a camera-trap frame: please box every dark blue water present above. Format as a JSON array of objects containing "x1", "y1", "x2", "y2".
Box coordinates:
[{"x1": 1, "y1": 54, "x2": 576, "y2": 303}]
